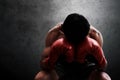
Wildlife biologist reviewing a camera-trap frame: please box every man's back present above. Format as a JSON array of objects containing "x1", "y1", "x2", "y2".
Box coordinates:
[
  {"x1": 48, "y1": 36, "x2": 106, "y2": 70},
  {"x1": 48, "y1": 37, "x2": 106, "y2": 80}
]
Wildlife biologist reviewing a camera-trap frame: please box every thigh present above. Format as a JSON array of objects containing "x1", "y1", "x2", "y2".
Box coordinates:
[
  {"x1": 34, "y1": 71, "x2": 50, "y2": 80},
  {"x1": 88, "y1": 70, "x2": 111, "y2": 80}
]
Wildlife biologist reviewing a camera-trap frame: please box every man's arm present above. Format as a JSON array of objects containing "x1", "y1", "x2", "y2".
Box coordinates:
[
  {"x1": 91, "y1": 41, "x2": 107, "y2": 70},
  {"x1": 45, "y1": 23, "x2": 64, "y2": 47},
  {"x1": 40, "y1": 47, "x2": 51, "y2": 71},
  {"x1": 46, "y1": 24, "x2": 103, "y2": 48},
  {"x1": 89, "y1": 26, "x2": 103, "y2": 47},
  {"x1": 40, "y1": 39, "x2": 63, "y2": 71}
]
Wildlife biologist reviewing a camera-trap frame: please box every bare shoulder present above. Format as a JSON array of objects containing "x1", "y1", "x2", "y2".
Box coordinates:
[
  {"x1": 45, "y1": 22, "x2": 64, "y2": 47},
  {"x1": 89, "y1": 25, "x2": 103, "y2": 47},
  {"x1": 90, "y1": 25, "x2": 100, "y2": 33},
  {"x1": 88, "y1": 37, "x2": 100, "y2": 47},
  {"x1": 48, "y1": 22, "x2": 63, "y2": 33},
  {"x1": 90, "y1": 25, "x2": 102, "y2": 37},
  {"x1": 52, "y1": 38, "x2": 64, "y2": 47}
]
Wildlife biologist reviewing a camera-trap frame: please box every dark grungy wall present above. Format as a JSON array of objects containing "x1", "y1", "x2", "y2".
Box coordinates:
[{"x1": 0, "y1": 0, "x2": 120, "y2": 80}]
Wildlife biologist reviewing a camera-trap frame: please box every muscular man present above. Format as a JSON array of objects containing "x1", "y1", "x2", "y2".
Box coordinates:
[
  {"x1": 45, "y1": 22, "x2": 103, "y2": 47},
  {"x1": 35, "y1": 13, "x2": 110, "y2": 80}
]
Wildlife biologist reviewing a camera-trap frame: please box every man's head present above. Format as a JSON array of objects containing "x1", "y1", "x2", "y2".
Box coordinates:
[{"x1": 62, "y1": 13, "x2": 90, "y2": 44}]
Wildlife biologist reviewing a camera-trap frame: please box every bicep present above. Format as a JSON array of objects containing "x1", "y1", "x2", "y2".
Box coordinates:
[
  {"x1": 40, "y1": 47, "x2": 51, "y2": 69},
  {"x1": 48, "y1": 45, "x2": 61, "y2": 69},
  {"x1": 41, "y1": 47, "x2": 51, "y2": 60},
  {"x1": 92, "y1": 46, "x2": 107, "y2": 69},
  {"x1": 42, "y1": 43, "x2": 62, "y2": 70}
]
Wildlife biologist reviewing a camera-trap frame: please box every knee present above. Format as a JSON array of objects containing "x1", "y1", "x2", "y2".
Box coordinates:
[
  {"x1": 100, "y1": 72, "x2": 111, "y2": 80},
  {"x1": 88, "y1": 71, "x2": 111, "y2": 80},
  {"x1": 34, "y1": 71, "x2": 48, "y2": 80}
]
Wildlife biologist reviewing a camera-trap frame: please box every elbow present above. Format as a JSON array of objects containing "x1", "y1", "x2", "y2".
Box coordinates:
[
  {"x1": 40, "y1": 58, "x2": 49, "y2": 70},
  {"x1": 40, "y1": 58, "x2": 54, "y2": 72},
  {"x1": 104, "y1": 59, "x2": 108, "y2": 69},
  {"x1": 99, "y1": 59, "x2": 107, "y2": 71}
]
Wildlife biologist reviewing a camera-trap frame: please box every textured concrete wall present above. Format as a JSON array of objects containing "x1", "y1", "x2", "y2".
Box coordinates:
[{"x1": 0, "y1": 0, "x2": 120, "y2": 80}]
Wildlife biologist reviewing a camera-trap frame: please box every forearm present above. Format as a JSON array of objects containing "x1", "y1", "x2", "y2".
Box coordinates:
[
  {"x1": 92, "y1": 44, "x2": 107, "y2": 70},
  {"x1": 40, "y1": 47, "x2": 53, "y2": 72},
  {"x1": 95, "y1": 53, "x2": 107, "y2": 71}
]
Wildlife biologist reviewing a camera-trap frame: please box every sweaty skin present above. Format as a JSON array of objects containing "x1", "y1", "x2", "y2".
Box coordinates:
[
  {"x1": 40, "y1": 37, "x2": 107, "y2": 80},
  {"x1": 45, "y1": 23, "x2": 103, "y2": 47},
  {"x1": 34, "y1": 23, "x2": 111, "y2": 80},
  {"x1": 43, "y1": 37, "x2": 107, "y2": 70}
]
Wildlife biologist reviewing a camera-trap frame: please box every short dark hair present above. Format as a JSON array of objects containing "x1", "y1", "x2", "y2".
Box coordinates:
[{"x1": 62, "y1": 13, "x2": 90, "y2": 44}]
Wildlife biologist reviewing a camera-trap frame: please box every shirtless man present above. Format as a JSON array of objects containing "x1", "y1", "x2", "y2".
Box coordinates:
[
  {"x1": 45, "y1": 22, "x2": 103, "y2": 47},
  {"x1": 34, "y1": 13, "x2": 111, "y2": 80}
]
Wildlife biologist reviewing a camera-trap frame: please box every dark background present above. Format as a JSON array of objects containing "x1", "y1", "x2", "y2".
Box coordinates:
[{"x1": 0, "y1": 0, "x2": 120, "y2": 80}]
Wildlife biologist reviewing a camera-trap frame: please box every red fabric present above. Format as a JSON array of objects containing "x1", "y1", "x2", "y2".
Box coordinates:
[{"x1": 45, "y1": 37, "x2": 107, "y2": 70}]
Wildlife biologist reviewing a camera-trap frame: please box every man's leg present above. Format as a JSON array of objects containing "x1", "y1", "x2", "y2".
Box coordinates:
[
  {"x1": 34, "y1": 70, "x2": 50, "y2": 80},
  {"x1": 34, "y1": 70, "x2": 58, "y2": 80},
  {"x1": 88, "y1": 70, "x2": 111, "y2": 80}
]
